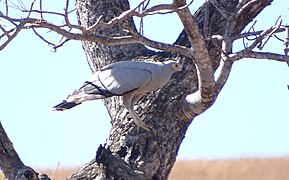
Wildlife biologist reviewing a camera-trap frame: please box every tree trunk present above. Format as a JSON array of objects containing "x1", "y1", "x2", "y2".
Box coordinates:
[
  {"x1": 68, "y1": 0, "x2": 272, "y2": 179},
  {"x1": 0, "y1": 0, "x2": 275, "y2": 179}
]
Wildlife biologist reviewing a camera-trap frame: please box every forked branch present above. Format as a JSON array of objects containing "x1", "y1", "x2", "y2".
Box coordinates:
[
  {"x1": 182, "y1": 0, "x2": 289, "y2": 119},
  {"x1": 0, "y1": 0, "x2": 193, "y2": 55}
]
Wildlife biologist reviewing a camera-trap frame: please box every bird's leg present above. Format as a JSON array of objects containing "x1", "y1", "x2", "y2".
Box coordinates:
[
  {"x1": 128, "y1": 109, "x2": 151, "y2": 131},
  {"x1": 123, "y1": 94, "x2": 151, "y2": 131}
]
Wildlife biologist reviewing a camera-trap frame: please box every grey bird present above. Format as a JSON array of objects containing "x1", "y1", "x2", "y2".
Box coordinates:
[{"x1": 51, "y1": 60, "x2": 183, "y2": 131}]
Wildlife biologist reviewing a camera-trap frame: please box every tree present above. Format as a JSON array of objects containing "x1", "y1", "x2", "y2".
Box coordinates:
[{"x1": 0, "y1": 0, "x2": 288, "y2": 179}]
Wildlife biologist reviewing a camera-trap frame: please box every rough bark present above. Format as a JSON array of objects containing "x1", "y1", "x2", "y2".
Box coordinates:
[
  {"x1": 0, "y1": 0, "x2": 280, "y2": 179},
  {"x1": 66, "y1": 0, "x2": 273, "y2": 179}
]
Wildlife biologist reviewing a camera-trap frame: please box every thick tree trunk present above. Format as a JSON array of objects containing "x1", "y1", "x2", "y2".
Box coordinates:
[
  {"x1": 0, "y1": 0, "x2": 274, "y2": 179},
  {"x1": 68, "y1": 0, "x2": 272, "y2": 179}
]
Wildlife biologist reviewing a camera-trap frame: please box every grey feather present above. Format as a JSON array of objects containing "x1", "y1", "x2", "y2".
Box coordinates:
[
  {"x1": 97, "y1": 67, "x2": 152, "y2": 95},
  {"x1": 51, "y1": 60, "x2": 183, "y2": 131}
]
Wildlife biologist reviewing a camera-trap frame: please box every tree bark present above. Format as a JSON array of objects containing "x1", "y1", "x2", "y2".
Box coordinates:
[
  {"x1": 67, "y1": 0, "x2": 273, "y2": 179},
  {"x1": 0, "y1": 0, "x2": 277, "y2": 179}
]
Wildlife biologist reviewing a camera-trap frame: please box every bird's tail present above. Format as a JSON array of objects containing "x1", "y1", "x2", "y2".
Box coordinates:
[{"x1": 51, "y1": 100, "x2": 81, "y2": 111}]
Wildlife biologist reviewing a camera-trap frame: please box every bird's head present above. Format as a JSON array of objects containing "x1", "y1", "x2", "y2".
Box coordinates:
[{"x1": 163, "y1": 60, "x2": 183, "y2": 73}]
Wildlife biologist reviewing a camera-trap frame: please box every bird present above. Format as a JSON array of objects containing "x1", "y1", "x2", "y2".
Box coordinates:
[{"x1": 51, "y1": 60, "x2": 183, "y2": 131}]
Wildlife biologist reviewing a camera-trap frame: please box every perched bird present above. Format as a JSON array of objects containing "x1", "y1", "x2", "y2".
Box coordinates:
[{"x1": 51, "y1": 60, "x2": 183, "y2": 131}]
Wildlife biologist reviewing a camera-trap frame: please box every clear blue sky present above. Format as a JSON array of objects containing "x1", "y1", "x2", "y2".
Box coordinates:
[{"x1": 0, "y1": 0, "x2": 288, "y2": 168}]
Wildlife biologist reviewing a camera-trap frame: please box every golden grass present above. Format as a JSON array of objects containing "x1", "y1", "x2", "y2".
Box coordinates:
[
  {"x1": 31, "y1": 157, "x2": 289, "y2": 180},
  {"x1": 37, "y1": 167, "x2": 79, "y2": 180},
  {"x1": 169, "y1": 157, "x2": 289, "y2": 180}
]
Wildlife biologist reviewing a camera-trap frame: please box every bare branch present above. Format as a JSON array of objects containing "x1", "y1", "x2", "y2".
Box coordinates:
[
  {"x1": 1, "y1": 0, "x2": 287, "y2": 179},
  {"x1": 214, "y1": 60, "x2": 233, "y2": 91},
  {"x1": 174, "y1": 0, "x2": 217, "y2": 117},
  {"x1": 32, "y1": 27, "x2": 55, "y2": 47},
  {"x1": 85, "y1": 15, "x2": 103, "y2": 33},
  {"x1": 243, "y1": 25, "x2": 283, "y2": 52},
  {"x1": 236, "y1": 0, "x2": 247, "y2": 10},
  {"x1": 27, "y1": 0, "x2": 36, "y2": 18},
  {"x1": 0, "y1": 17, "x2": 26, "y2": 50},
  {"x1": 141, "y1": 3, "x2": 174, "y2": 15},
  {"x1": 0, "y1": 0, "x2": 196, "y2": 56},
  {"x1": 21, "y1": 9, "x2": 66, "y2": 17},
  {"x1": 273, "y1": 34, "x2": 284, "y2": 42},
  {"x1": 63, "y1": 0, "x2": 80, "y2": 31},
  {"x1": 283, "y1": 26, "x2": 289, "y2": 56},
  {"x1": 52, "y1": 38, "x2": 70, "y2": 51},
  {"x1": 233, "y1": 26, "x2": 286, "y2": 40},
  {"x1": 39, "y1": 0, "x2": 43, "y2": 19},
  {"x1": 0, "y1": 0, "x2": 25, "y2": 11},
  {"x1": 236, "y1": 0, "x2": 259, "y2": 16},
  {"x1": 257, "y1": 20, "x2": 282, "y2": 50},
  {"x1": 5, "y1": 0, "x2": 8, "y2": 16},
  {"x1": 40, "y1": 21, "x2": 190, "y2": 55},
  {"x1": 135, "y1": 33, "x2": 191, "y2": 57},
  {"x1": 84, "y1": 0, "x2": 147, "y2": 33},
  {"x1": 211, "y1": 2, "x2": 235, "y2": 95},
  {"x1": 213, "y1": 1, "x2": 289, "y2": 93},
  {"x1": 0, "y1": 22, "x2": 10, "y2": 36},
  {"x1": 229, "y1": 51, "x2": 289, "y2": 63},
  {"x1": 0, "y1": 0, "x2": 198, "y2": 52},
  {"x1": 132, "y1": 0, "x2": 194, "y2": 17},
  {"x1": 274, "y1": 15, "x2": 282, "y2": 26},
  {"x1": 31, "y1": 26, "x2": 70, "y2": 52},
  {"x1": 16, "y1": 0, "x2": 26, "y2": 10}
]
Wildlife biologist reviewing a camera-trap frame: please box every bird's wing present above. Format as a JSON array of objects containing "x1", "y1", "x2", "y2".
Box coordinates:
[{"x1": 79, "y1": 67, "x2": 152, "y2": 96}]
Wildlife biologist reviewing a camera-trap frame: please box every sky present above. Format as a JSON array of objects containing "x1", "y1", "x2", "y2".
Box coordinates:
[{"x1": 0, "y1": 0, "x2": 289, "y2": 169}]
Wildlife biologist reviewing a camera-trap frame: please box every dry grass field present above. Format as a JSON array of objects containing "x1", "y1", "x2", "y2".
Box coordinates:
[
  {"x1": 37, "y1": 167, "x2": 79, "y2": 180},
  {"x1": 7, "y1": 157, "x2": 288, "y2": 180},
  {"x1": 169, "y1": 157, "x2": 289, "y2": 180}
]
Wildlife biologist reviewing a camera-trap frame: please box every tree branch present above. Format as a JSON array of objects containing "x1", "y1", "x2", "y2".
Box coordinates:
[
  {"x1": 181, "y1": 0, "x2": 283, "y2": 118},
  {"x1": 0, "y1": 1, "x2": 195, "y2": 55},
  {"x1": 214, "y1": 2, "x2": 287, "y2": 93},
  {"x1": 1, "y1": 0, "x2": 286, "y2": 179},
  {"x1": 236, "y1": 0, "x2": 260, "y2": 18},
  {"x1": 174, "y1": 0, "x2": 217, "y2": 117},
  {"x1": 232, "y1": 26, "x2": 286, "y2": 40},
  {"x1": 230, "y1": 51, "x2": 289, "y2": 63},
  {"x1": 213, "y1": 0, "x2": 238, "y2": 93},
  {"x1": 214, "y1": 60, "x2": 233, "y2": 91},
  {"x1": 0, "y1": 13, "x2": 192, "y2": 57},
  {"x1": 0, "y1": 17, "x2": 26, "y2": 50}
]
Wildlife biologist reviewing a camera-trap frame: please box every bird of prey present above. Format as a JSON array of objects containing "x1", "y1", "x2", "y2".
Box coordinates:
[{"x1": 51, "y1": 60, "x2": 183, "y2": 131}]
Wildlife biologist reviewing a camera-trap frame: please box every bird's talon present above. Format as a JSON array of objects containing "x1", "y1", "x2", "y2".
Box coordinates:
[{"x1": 135, "y1": 122, "x2": 151, "y2": 132}]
